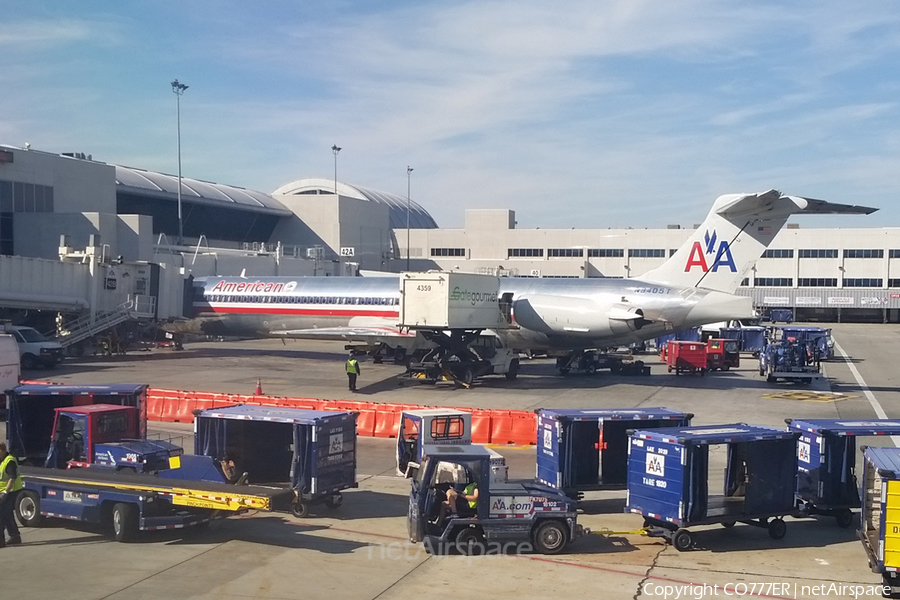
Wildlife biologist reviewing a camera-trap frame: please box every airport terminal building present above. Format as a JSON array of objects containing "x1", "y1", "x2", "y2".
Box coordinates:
[{"x1": 1, "y1": 142, "x2": 899, "y2": 326}]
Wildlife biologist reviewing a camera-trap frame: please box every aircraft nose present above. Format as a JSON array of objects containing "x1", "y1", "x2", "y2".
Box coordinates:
[{"x1": 687, "y1": 291, "x2": 755, "y2": 324}]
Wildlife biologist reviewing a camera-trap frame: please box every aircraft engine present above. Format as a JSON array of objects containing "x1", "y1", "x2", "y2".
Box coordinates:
[{"x1": 512, "y1": 294, "x2": 650, "y2": 338}]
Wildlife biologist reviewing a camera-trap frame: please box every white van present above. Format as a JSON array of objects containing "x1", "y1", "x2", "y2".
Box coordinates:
[
  {"x1": 1, "y1": 333, "x2": 21, "y2": 391},
  {"x1": 2, "y1": 325, "x2": 63, "y2": 369}
]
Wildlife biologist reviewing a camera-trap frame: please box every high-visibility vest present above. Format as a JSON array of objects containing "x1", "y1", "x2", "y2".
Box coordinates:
[
  {"x1": 464, "y1": 482, "x2": 478, "y2": 508},
  {"x1": 0, "y1": 454, "x2": 24, "y2": 493},
  {"x1": 346, "y1": 359, "x2": 359, "y2": 374}
]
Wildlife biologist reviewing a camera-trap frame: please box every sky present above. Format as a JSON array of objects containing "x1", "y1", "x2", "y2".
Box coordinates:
[{"x1": 2, "y1": 1, "x2": 899, "y2": 229}]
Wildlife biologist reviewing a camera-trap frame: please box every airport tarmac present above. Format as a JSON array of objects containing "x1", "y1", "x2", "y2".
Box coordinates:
[{"x1": 4, "y1": 323, "x2": 900, "y2": 599}]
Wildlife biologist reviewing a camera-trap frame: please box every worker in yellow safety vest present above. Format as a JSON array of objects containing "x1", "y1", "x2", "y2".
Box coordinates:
[
  {"x1": 346, "y1": 353, "x2": 361, "y2": 392},
  {"x1": 0, "y1": 442, "x2": 24, "y2": 548}
]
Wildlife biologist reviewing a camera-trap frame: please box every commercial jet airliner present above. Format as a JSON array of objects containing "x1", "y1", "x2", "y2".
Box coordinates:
[{"x1": 166, "y1": 190, "x2": 875, "y2": 356}]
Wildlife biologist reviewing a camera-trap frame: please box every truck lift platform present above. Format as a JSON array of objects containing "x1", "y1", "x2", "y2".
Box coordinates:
[{"x1": 21, "y1": 464, "x2": 292, "y2": 512}]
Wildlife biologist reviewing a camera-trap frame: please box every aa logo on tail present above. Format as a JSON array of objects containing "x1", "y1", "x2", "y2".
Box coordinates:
[{"x1": 684, "y1": 230, "x2": 737, "y2": 273}]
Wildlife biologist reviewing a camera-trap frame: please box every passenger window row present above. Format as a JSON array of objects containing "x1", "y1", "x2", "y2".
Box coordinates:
[{"x1": 203, "y1": 294, "x2": 399, "y2": 306}]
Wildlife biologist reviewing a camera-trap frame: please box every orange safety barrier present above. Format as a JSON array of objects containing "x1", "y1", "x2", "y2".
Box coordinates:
[
  {"x1": 356, "y1": 408, "x2": 376, "y2": 436},
  {"x1": 489, "y1": 410, "x2": 516, "y2": 444},
  {"x1": 146, "y1": 391, "x2": 166, "y2": 421},
  {"x1": 373, "y1": 407, "x2": 402, "y2": 438},
  {"x1": 470, "y1": 410, "x2": 492, "y2": 444},
  {"x1": 508, "y1": 411, "x2": 537, "y2": 445}
]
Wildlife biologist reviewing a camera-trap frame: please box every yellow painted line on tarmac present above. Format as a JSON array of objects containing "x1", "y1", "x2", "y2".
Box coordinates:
[{"x1": 762, "y1": 390, "x2": 855, "y2": 403}]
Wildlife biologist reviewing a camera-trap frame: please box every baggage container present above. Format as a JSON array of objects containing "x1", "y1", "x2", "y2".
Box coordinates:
[
  {"x1": 626, "y1": 423, "x2": 800, "y2": 550},
  {"x1": 194, "y1": 404, "x2": 358, "y2": 518},
  {"x1": 787, "y1": 418, "x2": 900, "y2": 528},
  {"x1": 859, "y1": 446, "x2": 900, "y2": 597},
  {"x1": 399, "y1": 272, "x2": 503, "y2": 329},
  {"x1": 536, "y1": 408, "x2": 692, "y2": 497}
]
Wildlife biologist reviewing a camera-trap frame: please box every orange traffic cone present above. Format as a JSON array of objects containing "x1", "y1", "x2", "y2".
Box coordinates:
[{"x1": 255, "y1": 377, "x2": 263, "y2": 395}]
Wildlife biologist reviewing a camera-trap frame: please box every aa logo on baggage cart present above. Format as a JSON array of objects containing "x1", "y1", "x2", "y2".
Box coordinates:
[{"x1": 645, "y1": 451, "x2": 665, "y2": 476}]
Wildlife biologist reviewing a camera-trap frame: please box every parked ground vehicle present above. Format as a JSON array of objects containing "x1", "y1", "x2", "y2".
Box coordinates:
[
  {"x1": 666, "y1": 341, "x2": 707, "y2": 375},
  {"x1": 786, "y1": 418, "x2": 900, "y2": 528},
  {"x1": 536, "y1": 408, "x2": 692, "y2": 498},
  {"x1": 706, "y1": 338, "x2": 740, "y2": 371},
  {"x1": 44, "y1": 404, "x2": 182, "y2": 472},
  {"x1": 2, "y1": 324, "x2": 63, "y2": 369},
  {"x1": 396, "y1": 408, "x2": 507, "y2": 482},
  {"x1": 626, "y1": 423, "x2": 800, "y2": 550},
  {"x1": 553, "y1": 349, "x2": 648, "y2": 376},
  {"x1": 859, "y1": 446, "x2": 900, "y2": 598},
  {"x1": 759, "y1": 335, "x2": 822, "y2": 384},
  {"x1": 194, "y1": 405, "x2": 358, "y2": 518},
  {"x1": 408, "y1": 445, "x2": 586, "y2": 555}
]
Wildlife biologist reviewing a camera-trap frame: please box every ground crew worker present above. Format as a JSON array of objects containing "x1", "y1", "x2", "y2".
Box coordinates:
[
  {"x1": 346, "y1": 353, "x2": 361, "y2": 392},
  {"x1": 0, "y1": 442, "x2": 24, "y2": 548},
  {"x1": 437, "y1": 479, "x2": 479, "y2": 524}
]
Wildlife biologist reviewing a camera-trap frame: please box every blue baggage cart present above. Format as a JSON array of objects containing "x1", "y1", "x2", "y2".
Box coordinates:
[
  {"x1": 777, "y1": 327, "x2": 832, "y2": 359},
  {"x1": 739, "y1": 326, "x2": 767, "y2": 355},
  {"x1": 626, "y1": 423, "x2": 800, "y2": 550},
  {"x1": 536, "y1": 408, "x2": 692, "y2": 498},
  {"x1": 786, "y1": 418, "x2": 900, "y2": 528},
  {"x1": 194, "y1": 405, "x2": 358, "y2": 518},
  {"x1": 769, "y1": 309, "x2": 794, "y2": 323}
]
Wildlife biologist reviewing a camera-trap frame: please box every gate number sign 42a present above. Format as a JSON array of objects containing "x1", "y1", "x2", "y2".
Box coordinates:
[{"x1": 340, "y1": 247, "x2": 355, "y2": 257}]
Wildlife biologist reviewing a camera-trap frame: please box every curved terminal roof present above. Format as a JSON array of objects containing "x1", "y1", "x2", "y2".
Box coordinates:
[
  {"x1": 115, "y1": 165, "x2": 292, "y2": 217},
  {"x1": 273, "y1": 178, "x2": 438, "y2": 229}
]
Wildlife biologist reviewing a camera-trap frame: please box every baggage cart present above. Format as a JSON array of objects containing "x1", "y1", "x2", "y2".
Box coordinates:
[
  {"x1": 787, "y1": 418, "x2": 900, "y2": 528},
  {"x1": 626, "y1": 423, "x2": 800, "y2": 550},
  {"x1": 194, "y1": 405, "x2": 358, "y2": 518},
  {"x1": 859, "y1": 446, "x2": 900, "y2": 598},
  {"x1": 706, "y1": 338, "x2": 739, "y2": 371},
  {"x1": 536, "y1": 408, "x2": 692, "y2": 498},
  {"x1": 666, "y1": 341, "x2": 707, "y2": 375}
]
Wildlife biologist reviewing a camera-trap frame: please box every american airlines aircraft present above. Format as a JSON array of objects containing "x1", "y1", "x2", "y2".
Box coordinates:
[{"x1": 168, "y1": 190, "x2": 875, "y2": 356}]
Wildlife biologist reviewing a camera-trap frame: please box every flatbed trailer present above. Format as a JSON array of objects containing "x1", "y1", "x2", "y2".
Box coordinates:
[{"x1": 17, "y1": 461, "x2": 292, "y2": 541}]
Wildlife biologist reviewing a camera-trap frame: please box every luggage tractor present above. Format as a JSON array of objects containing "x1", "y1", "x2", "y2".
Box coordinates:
[
  {"x1": 44, "y1": 404, "x2": 182, "y2": 472},
  {"x1": 408, "y1": 445, "x2": 585, "y2": 555},
  {"x1": 397, "y1": 409, "x2": 507, "y2": 483}
]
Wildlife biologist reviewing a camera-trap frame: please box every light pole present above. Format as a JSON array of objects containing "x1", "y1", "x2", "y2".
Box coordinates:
[
  {"x1": 332, "y1": 145, "x2": 341, "y2": 195},
  {"x1": 406, "y1": 166, "x2": 413, "y2": 271},
  {"x1": 171, "y1": 79, "x2": 188, "y2": 246}
]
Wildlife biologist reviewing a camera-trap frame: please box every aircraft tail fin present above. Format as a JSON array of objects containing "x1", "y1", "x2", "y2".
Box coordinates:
[{"x1": 640, "y1": 190, "x2": 877, "y2": 293}]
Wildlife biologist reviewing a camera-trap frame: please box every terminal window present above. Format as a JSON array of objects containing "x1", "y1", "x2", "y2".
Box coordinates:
[
  {"x1": 628, "y1": 249, "x2": 665, "y2": 258},
  {"x1": 0, "y1": 179, "x2": 54, "y2": 213},
  {"x1": 754, "y1": 278, "x2": 793, "y2": 286},
  {"x1": 588, "y1": 248, "x2": 624, "y2": 258},
  {"x1": 430, "y1": 248, "x2": 465, "y2": 257},
  {"x1": 843, "y1": 278, "x2": 883, "y2": 287},
  {"x1": 799, "y1": 249, "x2": 838, "y2": 258},
  {"x1": 548, "y1": 248, "x2": 584, "y2": 258},
  {"x1": 762, "y1": 249, "x2": 794, "y2": 258},
  {"x1": 508, "y1": 248, "x2": 543, "y2": 258},
  {"x1": 798, "y1": 278, "x2": 838, "y2": 287},
  {"x1": 843, "y1": 249, "x2": 884, "y2": 259},
  {"x1": 890, "y1": 279, "x2": 900, "y2": 287},
  {"x1": 890, "y1": 250, "x2": 900, "y2": 259}
]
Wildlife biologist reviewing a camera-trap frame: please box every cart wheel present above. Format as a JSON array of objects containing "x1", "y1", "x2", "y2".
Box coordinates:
[
  {"x1": 759, "y1": 367, "x2": 764, "y2": 376},
  {"x1": 111, "y1": 502, "x2": 138, "y2": 542},
  {"x1": 672, "y1": 528, "x2": 693, "y2": 551},
  {"x1": 455, "y1": 526, "x2": 486, "y2": 556},
  {"x1": 457, "y1": 367, "x2": 475, "y2": 387},
  {"x1": 835, "y1": 509, "x2": 854, "y2": 528},
  {"x1": 721, "y1": 521, "x2": 735, "y2": 529},
  {"x1": 558, "y1": 368, "x2": 570, "y2": 375},
  {"x1": 16, "y1": 490, "x2": 43, "y2": 527},
  {"x1": 325, "y1": 493, "x2": 343, "y2": 509},
  {"x1": 533, "y1": 520, "x2": 568, "y2": 555},
  {"x1": 586, "y1": 363, "x2": 597, "y2": 375},
  {"x1": 290, "y1": 501, "x2": 310, "y2": 518},
  {"x1": 767, "y1": 518, "x2": 787, "y2": 540},
  {"x1": 766, "y1": 375, "x2": 776, "y2": 383}
]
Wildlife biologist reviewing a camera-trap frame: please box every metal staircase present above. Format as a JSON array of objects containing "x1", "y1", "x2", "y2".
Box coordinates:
[{"x1": 51, "y1": 296, "x2": 156, "y2": 348}]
